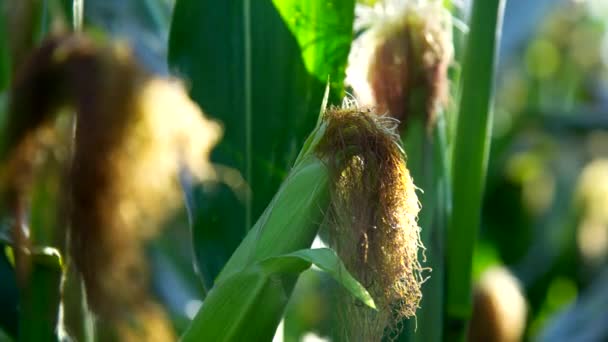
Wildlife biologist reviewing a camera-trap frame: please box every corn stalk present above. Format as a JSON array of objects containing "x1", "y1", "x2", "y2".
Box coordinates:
[{"x1": 446, "y1": 0, "x2": 506, "y2": 340}]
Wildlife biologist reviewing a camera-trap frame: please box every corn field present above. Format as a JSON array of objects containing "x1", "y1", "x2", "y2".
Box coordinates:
[{"x1": 1, "y1": 0, "x2": 608, "y2": 341}]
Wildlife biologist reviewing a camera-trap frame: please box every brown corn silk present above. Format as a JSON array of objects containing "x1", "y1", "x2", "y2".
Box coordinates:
[
  {"x1": 317, "y1": 106, "x2": 424, "y2": 340},
  {"x1": 2, "y1": 34, "x2": 220, "y2": 340}
]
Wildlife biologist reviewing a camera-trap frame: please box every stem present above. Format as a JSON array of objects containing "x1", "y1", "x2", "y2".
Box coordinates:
[
  {"x1": 445, "y1": 0, "x2": 506, "y2": 340},
  {"x1": 243, "y1": 0, "x2": 253, "y2": 231},
  {"x1": 73, "y1": 0, "x2": 84, "y2": 31}
]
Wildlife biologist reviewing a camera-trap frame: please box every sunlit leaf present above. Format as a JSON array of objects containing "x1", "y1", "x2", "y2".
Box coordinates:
[
  {"x1": 182, "y1": 248, "x2": 373, "y2": 341},
  {"x1": 261, "y1": 248, "x2": 376, "y2": 309}
]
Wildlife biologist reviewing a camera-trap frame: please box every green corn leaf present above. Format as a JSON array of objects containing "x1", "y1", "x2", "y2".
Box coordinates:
[
  {"x1": 182, "y1": 126, "x2": 331, "y2": 340},
  {"x1": 260, "y1": 248, "x2": 376, "y2": 309},
  {"x1": 3, "y1": 247, "x2": 13, "y2": 269},
  {"x1": 216, "y1": 153, "x2": 330, "y2": 283},
  {"x1": 18, "y1": 247, "x2": 63, "y2": 342},
  {"x1": 182, "y1": 248, "x2": 374, "y2": 341},
  {"x1": 0, "y1": 0, "x2": 10, "y2": 90},
  {"x1": 272, "y1": 1, "x2": 354, "y2": 87},
  {"x1": 1, "y1": 230, "x2": 63, "y2": 341},
  {"x1": 181, "y1": 265, "x2": 290, "y2": 342},
  {"x1": 0, "y1": 246, "x2": 17, "y2": 338},
  {"x1": 168, "y1": 0, "x2": 355, "y2": 290}
]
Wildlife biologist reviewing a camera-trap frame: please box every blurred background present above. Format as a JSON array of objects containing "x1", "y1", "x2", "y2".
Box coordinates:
[{"x1": 1, "y1": 0, "x2": 607, "y2": 341}]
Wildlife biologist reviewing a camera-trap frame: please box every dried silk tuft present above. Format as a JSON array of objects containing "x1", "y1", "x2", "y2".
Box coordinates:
[{"x1": 316, "y1": 104, "x2": 424, "y2": 340}]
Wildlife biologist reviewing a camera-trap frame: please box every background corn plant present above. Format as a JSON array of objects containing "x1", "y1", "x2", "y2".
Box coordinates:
[{"x1": 2, "y1": 0, "x2": 608, "y2": 341}]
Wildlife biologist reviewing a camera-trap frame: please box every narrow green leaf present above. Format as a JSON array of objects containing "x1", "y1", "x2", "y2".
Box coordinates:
[
  {"x1": 182, "y1": 248, "x2": 374, "y2": 341},
  {"x1": 58, "y1": 0, "x2": 74, "y2": 31},
  {"x1": 3, "y1": 247, "x2": 13, "y2": 268},
  {"x1": 181, "y1": 267, "x2": 291, "y2": 342},
  {"x1": 0, "y1": 0, "x2": 10, "y2": 90},
  {"x1": 0, "y1": 93, "x2": 7, "y2": 155},
  {"x1": 182, "y1": 152, "x2": 331, "y2": 341},
  {"x1": 216, "y1": 155, "x2": 330, "y2": 283},
  {"x1": 168, "y1": 0, "x2": 354, "y2": 288},
  {"x1": 73, "y1": 0, "x2": 83, "y2": 31},
  {"x1": 446, "y1": 0, "x2": 506, "y2": 339},
  {"x1": 1, "y1": 221, "x2": 63, "y2": 339},
  {"x1": 18, "y1": 247, "x2": 63, "y2": 342},
  {"x1": 0, "y1": 245, "x2": 18, "y2": 338},
  {"x1": 260, "y1": 248, "x2": 376, "y2": 309}
]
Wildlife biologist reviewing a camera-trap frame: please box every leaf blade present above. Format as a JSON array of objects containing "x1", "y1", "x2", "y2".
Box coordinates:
[
  {"x1": 261, "y1": 248, "x2": 376, "y2": 309},
  {"x1": 168, "y1": 0, "x2": 355, "y2": 289},
  {"x1": 182, "y1": 247, "x2": 375, "y2": 341},
  {"x1": 446, "y1": 0, "x2": 506, "y2": 339}
]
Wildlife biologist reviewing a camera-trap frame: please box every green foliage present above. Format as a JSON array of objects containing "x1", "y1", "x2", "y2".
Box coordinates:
[
  {"x1": 183, "y1": 125, "x2": 376, "y2": 340},
  {"x1": 0, "y1": 0, "x2": 10, "y2": 90},
  {"x1": 17, "y1": 248, "x2": 63, "y2": 342},
  {"x1": 446, "y1": 0, "x2": 505, "y2": 339},
  {"x1": 183, "y1": 248, "x2": 374, "y2": 341},
  {"x1": 6, "y1": 0, "x2": 608, "y2": 341},
  {"x1": 260, "y1": 248, "x2": 375, "y2": 309},
  {"x1": 168, "y1": 0, "x2": 355, "y2": 290}
]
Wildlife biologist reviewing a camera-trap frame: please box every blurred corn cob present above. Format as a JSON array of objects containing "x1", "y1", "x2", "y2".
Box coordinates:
[
  {"x1": 346, "y1": 0, "x2": 453, "y2": 130},
  {"x1": 469, "y1": 267, "x2": 528, "y2": 342},
  {"x1": 0, "y1": 34, "x2": 221, "y2": 341}
]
